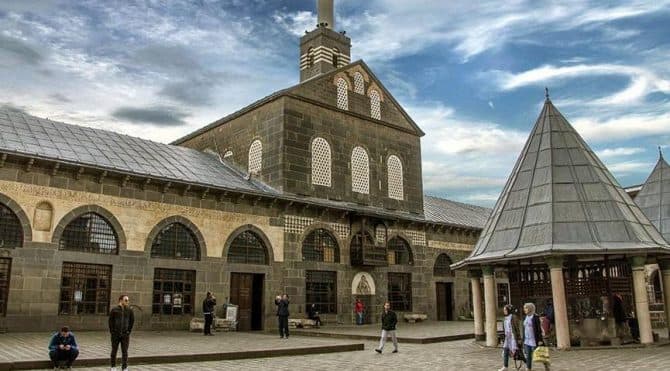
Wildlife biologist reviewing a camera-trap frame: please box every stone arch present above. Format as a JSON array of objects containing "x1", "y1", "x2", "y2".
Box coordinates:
[
  {"x1": 387, "y1": 234, "x2": 414, "y2": 265},
  {"x1": 51, "y1": 204, "x2": 127, "y2": 252},
  {"x1": 223, "y1": 224, "x2": 274, "y2": 265},
  {"x1": 332, "y1": 72, "x2": 352, "y2": 90},
  {"x1": 352, "y1": 272, "x2": 376, "y2": 295},
  {"x1": 33, "y1": 201, "x2": 54, "y2": 232},
  {"x1": 300, "y1": 224, "x2": 341, "y2": 263},
  {"x1": 433, "y1": 253, "x2": 454, "y2": 277},
  {"x1": 0, "y1": 192, "x2": 32, "y2": 246},
  {"x1": 366, "y1": 82, "x2": 384, "y2": 102},
  {"x1": 144, "y1": 215, "x2": 207, "y2": 260}
]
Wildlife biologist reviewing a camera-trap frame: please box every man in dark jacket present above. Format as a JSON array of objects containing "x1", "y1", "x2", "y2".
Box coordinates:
[
  {"x1": 109, "y1": 294, "x2": 134, "y2": 371},
  {"x1": 375, "y1": 301, "x2": 398, "y2": 354},
  {"x1": 48, "y1": 326, "x2": 79, "y2": 369},
  {"x1": 275, "y1": 294, "x2": 290, "y2": 339},
  {"x1": 203, "y1": 291, "x2": 217, "y2": 336}
]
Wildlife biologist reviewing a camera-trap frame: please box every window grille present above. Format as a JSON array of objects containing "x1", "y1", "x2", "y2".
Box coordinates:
[
  {"x1": 227, "y1": 230, "x2": 268, "y2": 265},
  {"x1": 248, "y1": 140, "x2": 262, "y2": 174},
  {"x1": 353, "y1": 72, "x2": 365, "y2": 94},
  {"x1": 370, "y1": 89, "x2": 381, "y2": 120},
  {"x1": 388, "y1": 273, "x2": 412, "y2": 311},
  {"x1": 306, "y1": 270, "x2": 337, "y2": 314},
  {"x1": 351, "y1": 146, "x2": 369, "y2": 194},
  {"x1": 336, "y1": 78, "x2": 348, "y2": 110},
  {"x1": 497, "y1": 283, "x2": 510, "y2": 308},
  {"x1": 375, "y1": 224, "x2": 387, "y2": 245},
  {"x1": 150, "y1": 223, "x2": 200, "y2": 261},
  {"x1": 59, "y1": 212, "x2": 119, "y2": 254},
  {"x1": 0, "y1": 258, "x2": 10, "y2": 316},
  {"x1": 387, "y1": 155, "x2": 404, "y2": 200},
  {"x1": 0, "y1": 203, "x2": 22, "y2": 248},
  {"x1": 433, "y1": 254, "x2": 454, "y2": 277},
  {"x1": 152, "y1": 268, "x2": 195, "y2": 315},
  {"x1": 388, "y1": 237, "x2": 412, "y2": 265},
  {"x1": 302, "y1": 229, "x2": 339, "y2": 263},
  {"x1": 311, "y1": 137, "x2": 332, "y2": 186},
  {"x1": 59, "y1": 262, "x2": 111, "y2": 315}
]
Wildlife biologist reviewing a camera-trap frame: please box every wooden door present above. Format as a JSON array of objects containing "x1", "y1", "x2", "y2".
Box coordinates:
[
  {"x1": 436, "y1": 282, "x2": 454, "y2": 321},
  {"x1": 230, "y1": 273, "x2": 253, "y2": 331}
]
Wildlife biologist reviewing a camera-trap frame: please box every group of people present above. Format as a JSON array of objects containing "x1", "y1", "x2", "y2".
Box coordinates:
[
  {"x1": 49, "y1": 295, "x2": 134, "y2": 370},
  {"x1": 499, "y1": 302, "x2": 551, "y2": 371}
]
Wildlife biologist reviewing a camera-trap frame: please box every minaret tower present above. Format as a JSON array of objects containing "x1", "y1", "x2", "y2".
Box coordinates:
[{"x1": 299, "y1": 0, "x2": 351, "y2": 82}]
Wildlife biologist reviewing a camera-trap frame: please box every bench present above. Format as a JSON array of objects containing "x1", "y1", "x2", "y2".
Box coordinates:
[
  {"x1": 189, "y1": 317, "x2": 237, "y2": 332},
  {"x1": 403, "y1": 314, "x2": 428, "y2": 323},
  {"x1": 289, "y1": 319, "x2": 318, "y2": 329}
]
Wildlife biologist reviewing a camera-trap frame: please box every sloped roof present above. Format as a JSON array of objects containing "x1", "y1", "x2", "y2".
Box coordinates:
[
  {"x1": 0, "y1": 107, "x2": 488, "y2": 230},
  {"x1": 454, "y1": 97, "x2": 670, "y2": 268},
  {"x1": 634, "y1": 151, "x2": 670, "y2": 243}
]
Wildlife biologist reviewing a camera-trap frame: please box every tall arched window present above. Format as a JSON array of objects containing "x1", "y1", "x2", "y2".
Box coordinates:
[
  {"x1": 434, "y1": 254, "x2": 454, "y2": 277},
  {"x1": 353, "y1": 72, "x2": 365, "y2": 94},
  {"x1": 311, "y1": 137, "x2": 332, "y2": 187},
  {"x1": 351, "y1": 146, "x2": 369, "y2": 194},
  {"x1": 248, "y1": 140, "x2": 262, "y2": 174},
  {"x1": 150, "y1": 223, "x2": 200, "y2": 260},
  {"x1": 336, "y1": 78, "x2": 349, "y2": 110},
  {"x1": 0, "y1": 202, "x2": 23, "y2": 248},
  {"x1": 302, "y1": 229, "x2": 340, "y2": 263},
  {"x1": 387, "y1": 236, "x2": 413, "y2": 265},
  {"x1": 332, "y1": 48, "x2": 339, "y2": 67},
  {"x1": 370, "y1": 89, "x2": 381, "y2": 120},
  {"x1": 228, "y1": 230, "x2": 268, "y2": 265},
  {"x1": 59, "y1": 212, "x2": 119, "y2": 254},
  {"x1": 387, "y1": 155, "x2": 404, "y2": 200}
]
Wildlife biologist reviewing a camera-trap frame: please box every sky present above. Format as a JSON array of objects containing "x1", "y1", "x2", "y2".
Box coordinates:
[{"x1": 1, "y1": 0, "x2": 669, "y2": 207}]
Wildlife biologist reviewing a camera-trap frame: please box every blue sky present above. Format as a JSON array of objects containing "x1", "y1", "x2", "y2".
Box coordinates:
[{"x1": 1, "y1": 1, "x2": 669, "y2": 207}]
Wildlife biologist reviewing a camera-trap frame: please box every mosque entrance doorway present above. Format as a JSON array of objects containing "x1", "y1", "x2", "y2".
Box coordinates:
[
  {"x1": 436, "y1": 282, "x2": 454, "y2": 321},
  {"x1": 230, "y1": 273, "x2": 264, "y2": 331}
]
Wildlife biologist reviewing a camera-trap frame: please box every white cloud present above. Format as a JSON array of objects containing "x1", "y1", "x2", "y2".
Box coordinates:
[
  {"x1": 596, "y1": 147, "x2": 644, "y2": 159},
  {"x1": 572, "y1": 111, "x2": 670, "y2": 142},
  {"x1": 606, "y1": 161, "x2": 652, "y2": 175}
]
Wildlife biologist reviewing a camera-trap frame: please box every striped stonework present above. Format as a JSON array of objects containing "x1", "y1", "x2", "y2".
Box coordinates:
[
  {"x1": 300, "y1": 46, "x2": 351, "y2": 70},
  {"x1": 283, "y1": 215, "x2": 350, "y2": 240}
]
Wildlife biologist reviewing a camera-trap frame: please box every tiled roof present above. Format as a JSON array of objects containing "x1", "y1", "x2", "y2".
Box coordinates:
[
  {"x1": 423, "y1": 195, "x2": 490, "y2": 229},
  {"x1": 455, "y1": 98, "x2": 670, "y2": 268},
  {"x1": 634, "y1": 152, "x2": 670, "y2": 243}
]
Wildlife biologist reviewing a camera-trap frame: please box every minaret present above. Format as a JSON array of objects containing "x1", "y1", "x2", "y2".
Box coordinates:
[{"x1": 299, "y1": 0, "x2": 351, "y2": 82}]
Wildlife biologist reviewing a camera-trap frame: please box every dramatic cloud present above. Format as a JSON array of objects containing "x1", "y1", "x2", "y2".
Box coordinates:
[{"x1": 0, "y1": 35, "x2": 44, "y2": 66}]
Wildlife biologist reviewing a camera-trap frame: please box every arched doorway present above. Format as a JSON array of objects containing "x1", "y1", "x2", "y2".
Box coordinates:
[{"x1": 352, "y1": 272, "x2": 376, "y2": 324}]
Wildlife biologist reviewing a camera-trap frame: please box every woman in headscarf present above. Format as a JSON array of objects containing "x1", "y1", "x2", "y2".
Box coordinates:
[{"x1": 498, "y1": 304, "x2": 522, "y2": 371}]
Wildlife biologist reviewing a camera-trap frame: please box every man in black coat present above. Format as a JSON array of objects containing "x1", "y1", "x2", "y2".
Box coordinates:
[
  {"x1": 203, "y1": 291, "x2": 217, "y2": 336},
  {"x1": 109, "y1": 294, "x2": 134, "y2": 371},
  {"x1": 275, "y1": 294, "x2": 290, "y2": 339},
  {"x1": 375, "y1": 301, "x2": 398, "y2": 354}
]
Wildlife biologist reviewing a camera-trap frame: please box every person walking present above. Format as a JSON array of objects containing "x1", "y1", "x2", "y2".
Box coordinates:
[
  {"x1": 374, "y1": 301, "x2": 398, "y2": 354},
  {"x1": 498, "y1": 305, "x2": 521, "y2": 371},
  {"x1": 522, "y1": 302, "x2": 545, "y2": 371},
  {"x1": 275, "y1": 294, "x2": 290, "y2": 339},
  {"x1": 355, "y1": 298, "x2": 365, "y2": 325},
  {"x1": 48, "y1": 326, "x2": 79, "y2": 370},
  {"x1": 109, "y1": 295, "x2": 134, "y2": 371},
  {"x1": 203, "y1": 291, "x2": 217, "y2": 336}
]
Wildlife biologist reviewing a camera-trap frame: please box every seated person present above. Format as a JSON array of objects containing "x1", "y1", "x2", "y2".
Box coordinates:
[
  {"x1": 307, "y1": 304, "x2": 322, "y2": 328},
  {"x1": 48, "y1": 326, "x2": 79, "y2": 370}
]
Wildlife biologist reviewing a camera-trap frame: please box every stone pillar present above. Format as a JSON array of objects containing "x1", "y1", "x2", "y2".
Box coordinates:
[
  {"x1": 482, "y1": 266, "x2": 497, "y2": 347},
  {"x1": 660, "y1": 260, "x2": 670, "y2": 336},
  {"x1": 546, "y1": 256, "x2": 570, "y2": 350},
  {"x1": 469, "y1": 270, "x2": 484, "y2": 341},
  {"x1": 631, "y1": 256, "x2": 653, "y2": 344}
]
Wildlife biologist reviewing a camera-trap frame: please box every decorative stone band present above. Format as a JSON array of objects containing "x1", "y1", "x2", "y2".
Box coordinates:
[
  {"x1": 283, "y1": 215, "x2": 350, "y2": 240},
  {"x1": 389, "y1": 229, "x2": 426, "y2": 246},
  {"x1": 427, "y1": 240, "x2": 473, "y2": 251},
  {"x1": 300, "y1": 46, "x2": 351, "y2": 70}
]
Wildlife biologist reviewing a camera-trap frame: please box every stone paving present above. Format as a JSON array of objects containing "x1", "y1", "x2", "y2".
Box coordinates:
[{"x1": 293, "y1": 320, "x2": 474, "y2": 340}]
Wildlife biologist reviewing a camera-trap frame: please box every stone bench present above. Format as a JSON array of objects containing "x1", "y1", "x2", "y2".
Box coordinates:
[
  {"x1": 289, "y1": 319, "x2": 318, "y2": 329},
  {"x1": 189, "y1": 317, "x2": 237, "y2": 332},
  {"x1": 403, "y1": 314, "x2": 428, "y2": 323}
]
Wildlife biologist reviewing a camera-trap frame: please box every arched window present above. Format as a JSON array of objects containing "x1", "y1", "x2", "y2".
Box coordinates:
[
  {"x1": 336, "y1": 78, "x2": 349, "y2": 110},
  {"x1": 150, "y1": 223, "x2": 200, "y2": 260},
  {"x1": 353, "y1": 72, "x2": 365, "y2": 94},
  {"x1": 311, "y1": 137, "x2": 332, "y2": 187},
  {"x1": 434, "y1": 254, "x2": 454, "y2": 277},
  {"x1": 350, "y1": 231, "x2": 375, "y2": 265},
  {"x1": 303, "y1": 229, "x2": 340, "y2": 263},
  {"x1": 370, "y1": 89, "x2": 381, "y2": 120},
  {"x1": 248, "y1": 140, "x2": 262, "y2": 174},
  {"x1": 387, "y1": 155, "x2": 404, "y2": 200},
  {"x1": 59, "y1": 212, "x2": 119, "y2": 254},
  {"x1": 351, "y1": 146, "x2": 369, "y2": 194},
  {"x1": 332, "y1": 48, "x2": 339, "y2": 67},
  {"x1": 308, "y1": 47, "x2": 314, "y2": 67},
  {"x1": 223, "y1": 150, "x2": 233, "y2": 159},
  {"x1": 228, "y1": 230, "x2": 268, "y2": 265},
  {"x1": 387, "y1": 236, "x2": 412, "y2": 265},
  {"x1": 0, "y1": 202, "x2": 23, "y2": 248}
]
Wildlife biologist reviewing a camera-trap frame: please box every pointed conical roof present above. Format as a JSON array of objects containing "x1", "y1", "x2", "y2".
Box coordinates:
[
  {"x1": 455, "y1": 97, "x2": 669, "y2": 267},
  {"x1": 634, "y1": 151, "x2": 670, "y2": 243}
]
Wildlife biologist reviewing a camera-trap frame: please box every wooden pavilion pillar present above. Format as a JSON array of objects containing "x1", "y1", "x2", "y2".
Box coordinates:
[
  {"x1": 469, "y1": 270, "x2": 485, "y2": 341},
  {"x1": 659, "y1": 260, "x2": 670, "y2": 338},
  {"x1": 630, "y1": 255, "x2": 653, "y2": 344},
  {"x1": 482, "y1": 265, "x2": 497, "y2": 347},
  {"x1": 546, "y1": 256, "x2": 570, "y2": 349}
]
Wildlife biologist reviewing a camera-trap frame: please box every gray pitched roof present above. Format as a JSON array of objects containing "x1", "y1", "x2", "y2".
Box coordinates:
[
  {"x1": 455, "y1": 98, "x2": 670, "y2": 268},
  {"x1": 634, "y1": 151, "x2": 670, "y2": 243},
  {"x1": 0, "y1": 107, "x2": 488, "y2": 230}
]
